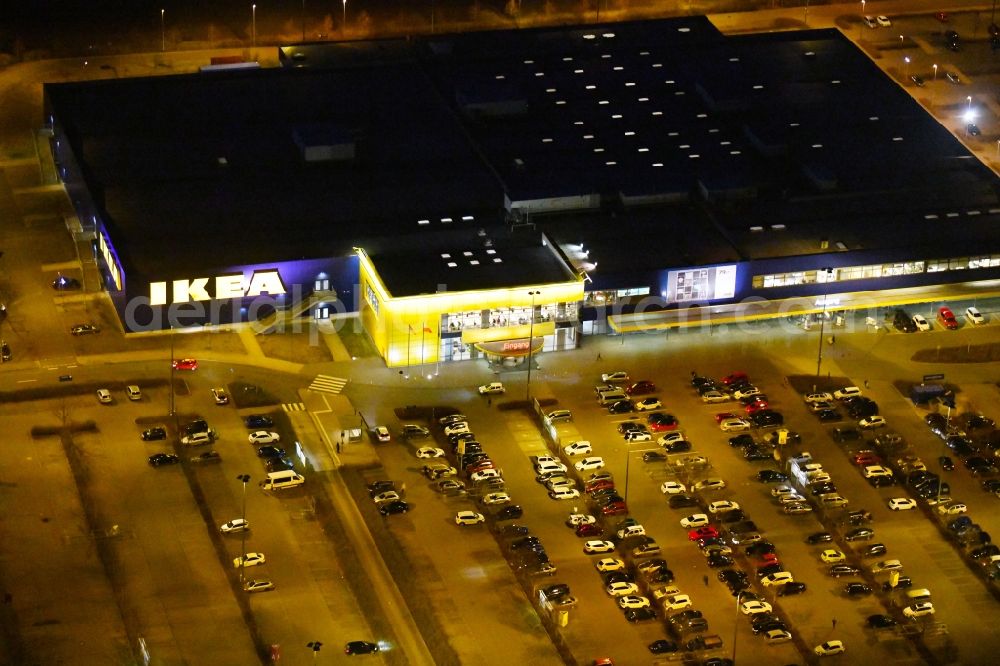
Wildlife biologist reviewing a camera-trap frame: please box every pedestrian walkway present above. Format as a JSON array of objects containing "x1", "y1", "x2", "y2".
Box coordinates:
[
  {"x1": 282, "y1": 402, "x2": 306, "y2": 412},
  {"x1": 308, "y1": 374, "x2": 347, "y2": 394}
]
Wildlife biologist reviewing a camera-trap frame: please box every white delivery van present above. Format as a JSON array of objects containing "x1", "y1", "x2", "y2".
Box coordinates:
[{"x1": 260, "y1": 470, "x2": 305, "y2": 490}]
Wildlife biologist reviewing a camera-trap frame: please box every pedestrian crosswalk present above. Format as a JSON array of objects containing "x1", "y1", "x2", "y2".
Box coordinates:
[
  {"x1": 309, "y1": 374, "x2": 347, "y2": 395},
  {"x1": 282, "y1": 402, "x2": 306, "y2": 412}
]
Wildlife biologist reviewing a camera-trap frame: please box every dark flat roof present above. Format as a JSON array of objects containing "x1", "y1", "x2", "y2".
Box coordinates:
[{"x1": 46, "y1": 16, "x2": 1000, "y2": 294}]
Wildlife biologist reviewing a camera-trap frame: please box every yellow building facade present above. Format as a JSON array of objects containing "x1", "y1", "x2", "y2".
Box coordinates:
[{"x1": 357, "y1": 248, "x2": 585, "y2": 368}]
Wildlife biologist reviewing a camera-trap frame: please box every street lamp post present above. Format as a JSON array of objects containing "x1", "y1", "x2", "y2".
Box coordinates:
[
  {"x1": 525, "y1": 290, "x2": 540, "y2": 400},
  {"x1": 903, "y1": 56, "x2": 910, "y2": 78},
  {"x1": 301, "y1": 0, "x2": 306, "y2": 41},
  {"x1": 342, "y1": 0, "x2": 347, "y2": 33},
  {"x1": 815, "y1": 267, "x2": 833, "y2": 377},
  {"x1": 236, "y1": 474, "x2": 251, "y2": 583},
  {"x1": 160, "y1": 9, "x2": 165, "y2": 51},
  {"x1": 733, "y1": 589, "x2": 749, "y2": 664},
  {"x1": 252, "y1": 4, "x2": 257, "y2": 50},
  {"x1": 933, "y1": 63, "x2": 938, "y2": 80},
  {"x1": 168, "y1": 330, "x2": 176, "y2": 417}
]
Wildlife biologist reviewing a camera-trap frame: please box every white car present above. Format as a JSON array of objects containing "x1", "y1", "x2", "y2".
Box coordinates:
[
  {"x1": 819, "y1": 495, "x2": 849, "y2": 508},
  {"x1": 624, "y1": 430, "x2": 652, "y2": 442},
  {"x1": 903, "y1": 602, "x2": 934, "y2": 618},
  {"x1": 583, "y1": 540, "x2": 616, "y2": 554},
  {"x1": 877, "y1": 15, "x2": 892, "y2": 27},
  {"x1": 764, "y1": 629, "x2": 793, "y2": 644},
  {"x1": 211, "y1": 387, "x2": 230, "y2": 404},
  {"x1": 814, "y1": 640, "x2": 845, "y2": 656},
  {"x1": 660, "y1": 481, "x2": 687, "y2": 495},
  {"x1": 248, "y1": 431, "x2": 280, "y2": 445},
  {"x1": 220, "y1": 518, "x2": 249, "y2": 533},
  {"x1": 740, "y1": 600, "x2": 772, "y2": 615},
  {"x1": 660, "y1": 593, "x2": 692, "y2": 610},
  {"x1": 937, "y1": 502, "x2": 967, "y2": 515},
  {"x1": 96, "y1": 388, "x2": 113, "y2": 404},
  {"x1": 617, "y1": 524, "x2": 646, "y2": 539},
  {"x1": 564, "y1": 441, "x2": 592, "y2": 456},
  {"x1": 606, "y1": 581, "x2": 640, "y2": 597},
  {"x1": 888, "y1": 498, "x2": 917, "y2": 511},
  {"x1": 858, "y1": 415, "x2": 886, "y2": 429},
  {"x1": 454, "y1": 511, "x2": 485, "y2": 525},
  {"x1": 658, "y1": 432, "x2": 686, "y2": 446},
  {"x1": 821, "y1": 549, "x2": 846, "y2": 564},
  {"x1": 415, "y1": 447, "x2": 445, "y2": 459},
  {"x1": 595, "y1": 558, "x2": 626, "y2": 572},
  {"x1": 478, "y1": 382, "x2": 505, "y2": 395},
  {"x1": 618, "y1": 595, "x2": 650, "y2": 609},
  {"x1": 481, "y1": 492, "x2": 511, "y2": 505},
  {"x1": 680, "y1": 513, "x2": 710, "y2": 528},
  {"x1": 761, "y1": 572, "x2": 794, "y2": 587},
  {"x1": 634, "y1": 398, "x2": 662, "y2": 412},
  {"x1": 804, "y1": 392, "x2": 834, "y2": 404},
  {"x1": 701, "y1": 390, "x2": 730, "y2": 403},
  {"x1": 243, "y1": 579, "x2": 275, "y2": 593},
  {"x1": 372, "y1": 491, "x2": 401, "y2": 504},
  {"x1": 966, "y1": 306, "x2": 986, "y2": 325},
  {"x1": 871, "y1": 559, "x2": 903, "y2": 573},
  {"x1": 443, "y1": 422, "x2": 471, "y2": 436},
  {"x1": 732, "y1": 386, "x2": 762, "y2": 400},
  {"x1": 694, "y1": 478, "x2": 727, "y2": 492},
  {"x1": 602, "y1": 371, "x2": 630, "y2": 383},
  {"x1": 834, "y1": 386, "x2": 862, "y2": 400},
  {"x1": 574, "y1": 457, "x2": 605, "y2": 472},
  {"x1": 549, "y1": 487, "x2": 581, "y2": 500},
  {"x1": 771, "y1": 485, "x2": 797, "y2": 498},
  {"x1": 545, "y1": 409, "x2": 573, "y2": 423},
  {"x1": 470, "y1": 469, "x2": 500, "y2": 483},
  {"x1": 567, "y1": 513, "x2": 596, "y2": 526},
  {"x1": 719, "y1": 418, "x2": 751, "y2": 432},
  {"x1": 778, "y1": 493, "x2": 807, "y2": 505},
  {"x1": 708, "y1": 500, "x2": 739, "y2": 514},
  {"x1": 371, "y1": 426, "x2": 391, "y2": 442},
  {"x1": 536, "y1": 461, "x2": 568, "y2": 474},
  {"x1": 233, "y1": 552, "x2": 266, "y2": 568},
  {"x1": 912, "y1": 314, "x2": 930, "y2": 331}
]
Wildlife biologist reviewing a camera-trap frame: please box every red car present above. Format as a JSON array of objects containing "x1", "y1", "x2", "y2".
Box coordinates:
[
  {"x1": 714, "y1": 412, "x2": 739, "y2": 423},
  {"x1": 757, "y1": 552, "x2": 780, "y2": 567},
  {"x1": 853, "y1": 452, "x2": 881, "y2": 466},
  {"x1": 586, "y1": 479, "x2": 615, "y2": 493},
  {"x1": 576, "y1": 523, "x2": 603, "y2": 537},
  {"x1": 688, "y1": 526, "x2": 719, "y2": 541},
  {"x1": 602, "y1": 502, "x2": 628, "y2": 516},
  {"x1": 625, "y1": 381, "x2": 656, "y2": 395},
  {"x1": 937, "y1": 307, "x2": 958, "y2": 330},
  {"x1": 722, "y1": 372, "x2": 749, "y2": 386},
  {"x1": 745, "y1": 401, "x2": 770, "y2": 415},
  {"x1": 172, "y1": 358, "x2": 198, "y2": 371},
  {"x1": 648, "y1": 413, "x2": 679, "y2": 432}
]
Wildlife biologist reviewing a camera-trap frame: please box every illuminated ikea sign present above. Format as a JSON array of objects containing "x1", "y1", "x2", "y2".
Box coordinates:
[
  {"x1": 97, "y1": 231, "x2": 122, "y2": 290},
  {"x1": 149, "y1": 270, "x2": 286, "y2": 305}
]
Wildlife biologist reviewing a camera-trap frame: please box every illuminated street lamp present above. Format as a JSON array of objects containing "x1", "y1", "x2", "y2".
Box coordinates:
[
  {"x1": 967, "y1": 95, "x2": 973, "y2": 112},
  {"x1": 236, "y1": 474, "x2": 251, "y2": 583},
  {"x1": 160, "y1": 9, "x2": 165, "y2": 52},
  {"x1": 525, "y1": 290, "x2": 540, "y2": 400},
  {"x1": 342, "y1": 0, "x2": 347, "y2": 32},
  {"x1": 816, "y1": 267, "x2": 834, "y2": 377},
  {"x1": 252, "y1": 4, "x2": 257, "y2": 50},
  {"x1": 861, "y1": 0, "x2": 865, "y2": 15},
  {"x1": 733, "y1": 589, "x2": 750, "y2": 664},
  {"x1": 903, "y1": 56, "x2": 910, "y2": 78},
  {"x1": 933, "y1": 63, "x2": 938, "y2": 80}
]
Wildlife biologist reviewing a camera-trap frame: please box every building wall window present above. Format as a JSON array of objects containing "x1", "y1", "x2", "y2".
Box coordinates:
[
  {"x1": 365, "y1": 284, "x2": 379, "y2": 315},
  {"x1": 753, "y1": 258, "x2": 940, "y2": 289}
]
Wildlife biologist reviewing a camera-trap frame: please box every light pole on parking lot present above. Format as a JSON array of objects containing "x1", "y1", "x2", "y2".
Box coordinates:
[
  {"x1": 525, "y1": 290, "x2": 540, "y2": 400},
  {"x1": 733, "y1": 589, "x2": 749, "y2": 664},
  {"x1": 815, "y1": 267, "x2": 834, "y2": 377},
  {"x1": 237, "y1": 474, "x2": 251, "y2": 583}
]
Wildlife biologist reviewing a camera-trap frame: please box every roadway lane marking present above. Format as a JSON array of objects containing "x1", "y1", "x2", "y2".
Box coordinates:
[{"x1": 16, "y1": 379, "x2": 38, "y2": 383}]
